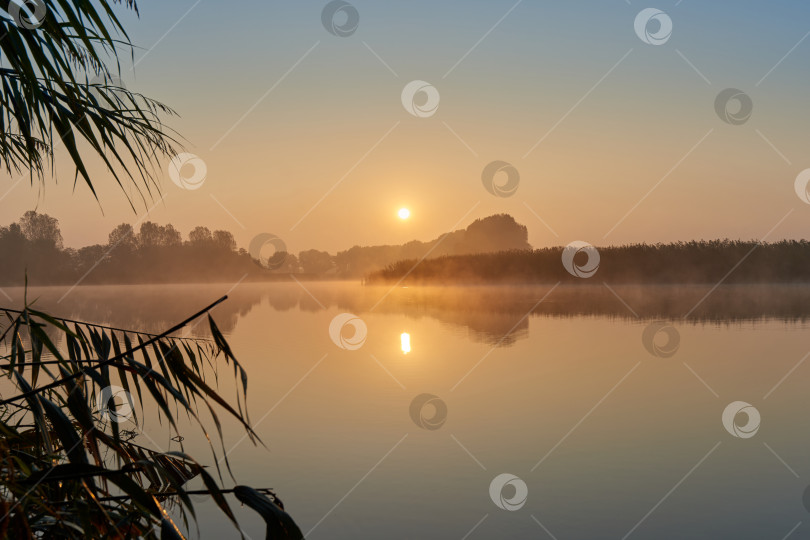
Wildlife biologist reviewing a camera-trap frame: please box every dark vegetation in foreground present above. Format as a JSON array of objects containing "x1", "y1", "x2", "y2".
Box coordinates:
[
  {"x1": 0, "y1": 0, "x2": 303, "y2": 535},
  {"x1": 0, "y1": 297, "x2": 302, "y2": 538},
  {"x1": 365, "y1": 241, "x2": 810, "y2": 285}
]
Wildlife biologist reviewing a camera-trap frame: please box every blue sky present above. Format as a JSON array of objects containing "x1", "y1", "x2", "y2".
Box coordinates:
[{"x1": 3, "y1": 0, "x2": 810, "y2": 252}]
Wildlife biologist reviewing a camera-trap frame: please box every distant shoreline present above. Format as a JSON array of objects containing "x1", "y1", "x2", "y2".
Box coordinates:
[
  {"x1": 364, "y1": 243, "x2": 810, "y2": 285},
  {"x1": 4, "y1": 236, "x2": 810, "y2": 287},
  {"x1": 6, "y1": 212, "x2": 809, "y2": 287}
]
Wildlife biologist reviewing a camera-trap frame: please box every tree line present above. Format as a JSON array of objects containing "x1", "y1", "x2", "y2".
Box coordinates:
[
  {"x1": 0, "y1": 212, "x2": 533, "y2": 284},
  {"x1": 366, "y1": 240, "x2": 810, "y2": 284},
  {"x1": 9, "y1": 212, "x2": 801, "y2": 286},
  {"x1": 0, "y1": 211, "x2": 262, "y2": 284}
]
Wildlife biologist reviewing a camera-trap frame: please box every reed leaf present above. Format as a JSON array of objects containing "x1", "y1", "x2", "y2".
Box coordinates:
[{"x1": 0, "y1": 296, "x2": 301, "y2": 538}]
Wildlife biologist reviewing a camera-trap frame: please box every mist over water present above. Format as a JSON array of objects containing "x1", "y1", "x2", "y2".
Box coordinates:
[
  {"x1": 4, "y1": 282, "x2": 809, "y2": 539},
  {"x1": 12, "y1": 282, "x2": 810, "y2": 342}
]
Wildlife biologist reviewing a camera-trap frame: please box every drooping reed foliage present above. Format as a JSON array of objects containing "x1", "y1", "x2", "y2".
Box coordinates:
[
  {"x1": 0, "y1": 0, "x2": 178, "y2": 207},
  {"x1": 0, "y1": 294, "x2": 302, "y2": 539},
  {"x1": 1, "y1": 3, "x2": 302, "y2": 534}
]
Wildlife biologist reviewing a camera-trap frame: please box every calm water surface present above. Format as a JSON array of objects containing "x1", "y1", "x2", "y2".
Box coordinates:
[{"x1": 7, "y1": 282, "x2": 810, "y2": 539}]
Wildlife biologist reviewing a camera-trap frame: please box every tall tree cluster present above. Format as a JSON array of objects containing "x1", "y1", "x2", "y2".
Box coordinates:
[{"x1": 0, "y1": 212, "x2": 257, "y2": 285}]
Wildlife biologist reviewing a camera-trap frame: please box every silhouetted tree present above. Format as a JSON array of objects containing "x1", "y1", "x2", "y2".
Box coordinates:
[
  {"x1": 19, "y1": 210, "x2": 62, "y2": 249},
  {"x1": 299, "y1": 249, "x2": 334, "y2": 274},
  {"x1": 189, "y1": 226, "x2": 213, "y2": 245},
  {"x1": 464, "y1": 214, "x2": 530, "y2": 252},
  {"x1": 138, "y1": 221, "x2": 162, "y2": 248},
  {"x1": 160, "y1": 224, "x2": 182, "y2": 247},
  {"x1": 269, "y1": 252, "x2": 300, "y2": 273},
  {"x1": 76, "y1": 244, "x2": 106, "y2": 273},
  {"x1": 334, "y1": 213, "x2": 533, "y2": 277},
  {"x1": 108, "y1": 223, "x2": 136, "y2": 250},
  {"x1": 213, "y1": 230, "x2": 237, "y2": 251}
]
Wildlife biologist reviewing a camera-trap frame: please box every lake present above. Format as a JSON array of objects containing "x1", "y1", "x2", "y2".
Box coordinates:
[{"x1": 6, "y1": 282, "x2": 810, "y2": 539}]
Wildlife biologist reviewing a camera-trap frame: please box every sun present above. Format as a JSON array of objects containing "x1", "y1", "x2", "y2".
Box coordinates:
[{"x1": 398, "y1": 208, "x2": 410, "y2": 220}]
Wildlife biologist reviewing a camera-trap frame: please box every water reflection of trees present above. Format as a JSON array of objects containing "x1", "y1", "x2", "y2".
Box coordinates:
[
  {"x1": 9, "y1": 285, "x2": 257, "y2": 337},
  {"x1": 7, "y1": 283, "x2": 810, "y2": 349}
]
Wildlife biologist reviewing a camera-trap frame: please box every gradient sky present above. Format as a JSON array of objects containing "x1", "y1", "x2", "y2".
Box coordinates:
[{"x1": 3, "y1": 0, "x2": 810, "y2": 253}]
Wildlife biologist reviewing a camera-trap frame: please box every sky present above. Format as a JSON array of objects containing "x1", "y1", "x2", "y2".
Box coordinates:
[{"x1": 3, "y1": 0, "x2": 810, "y2": 253}]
